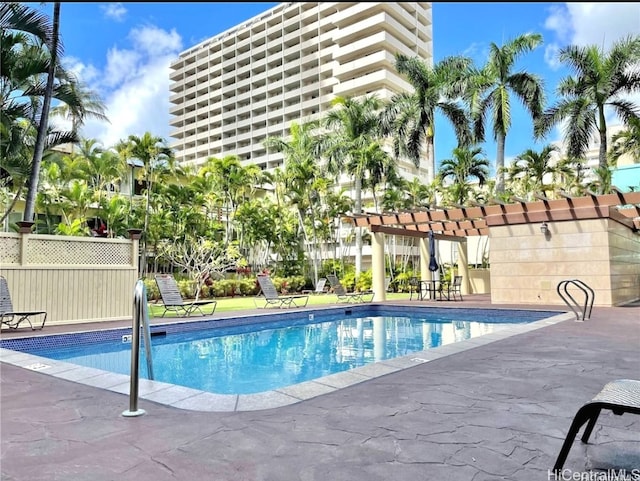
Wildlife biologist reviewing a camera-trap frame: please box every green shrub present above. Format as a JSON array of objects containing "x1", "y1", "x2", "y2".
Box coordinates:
[
  {"x1": 144, "y1": 278, "x2": 160, "y2": 301},
  {"x1": 238, "y1": 278, "x2": 259, "y2": 295},
  {"x1": 341, "y1": 271, "x2": 356, "y2": 291},
  {"x1": 355, "y1": 270, "x2": 372, "y2": 291}
]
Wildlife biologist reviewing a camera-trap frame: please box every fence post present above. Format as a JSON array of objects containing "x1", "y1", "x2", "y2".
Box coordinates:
[
  {"x1": 127, "y1": 229, "x2": 143, "y2": 274},
  {"x1": 16, "y1": 221, "x2": 35, "y2": 266}
]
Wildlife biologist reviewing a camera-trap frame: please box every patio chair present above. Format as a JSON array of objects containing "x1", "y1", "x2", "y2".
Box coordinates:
[
  {"x1": 154, "y1": 274, "x2": 217, "y2": 317},
  {"x1": 408, "y1": 277, "x2": 420, "y2": 300},
  {"x1": 302, "y1": 277, "x2": 328, "y2": 295},
  {"x1": 553, "y1": 379, "x2": 640, "y2": 471},
  {"x1": 255, "y1": 274, "x2": 309, "y2": 308},
  {"x1": 326, "y1": 274, "x2": 374, "y2": 303},
  {"x1": 441, "y1": 275, "x2": 463, "y2": 301},
  {"x1": 0, "y1": 276, "x2": 47, "y2": 330}
]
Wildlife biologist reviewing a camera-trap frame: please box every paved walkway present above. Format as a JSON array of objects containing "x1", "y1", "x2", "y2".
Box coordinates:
[{"x1": 1, "y1": 299, "x2": 639, "y2": 480}]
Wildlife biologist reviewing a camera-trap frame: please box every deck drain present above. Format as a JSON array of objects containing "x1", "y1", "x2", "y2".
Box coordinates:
[{"x1": 25, "y1": 362, "x2": 51, "y2": 371}]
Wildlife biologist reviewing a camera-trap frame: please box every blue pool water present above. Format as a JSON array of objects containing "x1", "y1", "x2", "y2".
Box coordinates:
[{"x1": 6, "y1": 307, "x2": 559, "y2": 395}]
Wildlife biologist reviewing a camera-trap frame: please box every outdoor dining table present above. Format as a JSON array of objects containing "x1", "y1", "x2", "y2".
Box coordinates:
[{"x1": 417, "y1": 279, "x2": 449, "y2": 301}]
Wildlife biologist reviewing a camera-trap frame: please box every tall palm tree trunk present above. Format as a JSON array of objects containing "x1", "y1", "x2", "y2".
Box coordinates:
[
  {"x1": 426, "y1": 137, "x2": 435, "y2": 184},
  {"x1": 598, "y1": 107, "x2": 608, "y2": 172},
  {"x1": 23, "y1": 2, "x2": 60, "y2": 222},
  {"x1": 495, "y1": 132, "x2": 506, "y2": 194}
]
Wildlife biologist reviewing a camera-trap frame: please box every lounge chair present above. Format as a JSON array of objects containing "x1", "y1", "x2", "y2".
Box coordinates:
[
  {"x1": 553, "y1": 379, "x2": 640, "y2": 471},
  {"x1": 302, "y1": 277, "x2": 328, "y2": 295},
  {"x1": 154, "y1": 274, "x2": 217, "y2": 317},
  {"x1": 255, "y1": 274, "x2": 309, "y2": 308},
  {"x1": 326, "y1": 274, "x2": 374, "y2": 303},
  {"x1": 0, "y1": 276, "x2": 47, "y2": 330}
]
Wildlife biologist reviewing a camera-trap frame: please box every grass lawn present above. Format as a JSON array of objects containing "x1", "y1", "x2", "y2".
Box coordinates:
[{"x1": 148, "y1": 292, "x2": 411, "y2": 317}]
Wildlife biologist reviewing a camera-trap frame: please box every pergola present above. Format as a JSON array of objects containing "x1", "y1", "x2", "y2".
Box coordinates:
[
  {"x1": 348, "y1": 189, "x2": 640, "y2": 239},
  {"x1": 344, "y1": 189, "x2": 640, "y2": 303}
]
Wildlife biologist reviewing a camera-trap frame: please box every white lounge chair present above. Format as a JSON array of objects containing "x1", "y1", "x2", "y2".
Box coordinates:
[
  {"x1": 553, "y1": 379, "x2": 640, "y2": 470},
  {"x1": 255, "y1": 274, "x2": 309, "y2": 308},
  {"x1": 154, "y1": 274, "x2": 217, "y2": 317},
  {"x1": 302, "y1": 277, "x2": 328, "y2": 295},
  {"x1": 326, "y1": 274, "x2": 374, "y2": 303},
  {"x1": 0, "y1": 276, "x2": 47, "y2": 330}
]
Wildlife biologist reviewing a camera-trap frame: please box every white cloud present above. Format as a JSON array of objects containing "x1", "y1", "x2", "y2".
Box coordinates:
[
  {"x1": 562, "y1": 3, "x2": 640, "y2": 51},
  {"x1": 103, "y1": 48, "x2": 141, "y2": 88},
  {"x1": 544, "y1": 3, "x2": 640, "y2": 63},
  {"x1": 76, "y1": 25, "x2": 183, "y2": 148},
  {"x1": 100, "y1": 3, "x2": 127, "y2": 22},
  {"x1": 543, "y1": 5, "x2": 573, "y2": 46},
  {"x1": 64, "y1": 56, "x2": 100, "y2": 84},
  {"x1": 543, "y1": 44, "x2": 562, "y2": 71},
  {"x1": 460, "y1": 42, "x2": 483, "y2": 59},
  {"x1": 130, "y1": 25, "x2": 182, "y2": 56}
]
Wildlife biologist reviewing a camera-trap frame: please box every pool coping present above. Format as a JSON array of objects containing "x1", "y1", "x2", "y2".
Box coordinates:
[{"x1": 0, "y1": 307, "x2": 575, "y2": 412}]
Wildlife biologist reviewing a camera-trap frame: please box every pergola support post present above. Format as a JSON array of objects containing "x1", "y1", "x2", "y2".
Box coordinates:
[
  {"x1": 419, "y1": 237, "x2": 433, "y2": 281},
  {"x1": 372, "y1": 231, "x2": 386, "y2": 302},
  {"x1": 457, "y1": 239, "x2": 470, "y2": 295}
]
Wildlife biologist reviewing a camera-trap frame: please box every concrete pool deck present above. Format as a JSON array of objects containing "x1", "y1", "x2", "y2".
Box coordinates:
[{"x1": 1, "y1": 296, "x2": 639, "y2": 479}]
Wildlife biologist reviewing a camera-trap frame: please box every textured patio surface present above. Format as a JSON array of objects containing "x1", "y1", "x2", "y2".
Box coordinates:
[{"x1": 1, "y1": 297, "x2": 639, "y2": 480}]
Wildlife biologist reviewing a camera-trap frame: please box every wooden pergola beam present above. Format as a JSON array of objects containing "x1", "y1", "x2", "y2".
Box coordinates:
[
  {"x1": 370, "y1": 224, "x2": 475, "y2": 241},
  {"x1": 344, "y1": 191, "x2": 640, "y2": 235},
  {"x1": 485, "y1": 205, "x2": 616, "y2": 226}
]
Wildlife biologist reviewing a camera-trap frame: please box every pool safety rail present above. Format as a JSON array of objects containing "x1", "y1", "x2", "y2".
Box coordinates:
[
  {"x1": 122, "y1": 279, "x2": 154, "y2": 417},
  {"x1": 557, "y1": 279, "x2": 594, "y2": 321}
]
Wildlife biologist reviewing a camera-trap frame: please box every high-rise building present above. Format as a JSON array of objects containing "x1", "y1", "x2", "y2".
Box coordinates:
[{"x1": 168, "y1": 2, "x2": 433, "y2": 178}]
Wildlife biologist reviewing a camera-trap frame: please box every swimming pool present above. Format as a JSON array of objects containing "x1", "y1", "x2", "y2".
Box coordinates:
[{"x1": 0, "y1": 305, "x2": 571, "y2": 411}]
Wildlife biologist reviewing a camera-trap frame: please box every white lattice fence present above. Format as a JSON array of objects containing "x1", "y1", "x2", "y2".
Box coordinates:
[
  {"x1": 0, "y1": 234, "x2": 20, "y2": 264},
  {"x1": 26, "y1": 236, "x2": 132, "y2": 265}
]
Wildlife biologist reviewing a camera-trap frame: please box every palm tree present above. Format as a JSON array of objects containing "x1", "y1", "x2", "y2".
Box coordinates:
[
  {"x1": 587, "y1": 166, "x2": 614, "y2": 194},
  {"x1": 404, "y1": 177, "x2": 436, "y2": 209},
  {"x1": 380, "y1": 54, "x2": 472, "y2": 183},
  {"x1": 49, "y1": 80, "x2": 109, "y2": 136},
  {"x1": 438, "y1": 146, "x2": 490, "y2": 205},
  {"x1": 359, "y1": 141, "x2": 397, "y2": 211},
  {"x1": 506, "y1": 144, "x2": 572, "y2": 198},
  {"x1": 23, "y1": 2, "x2": 61, "y2": 223},
  {"x1": 535, "y1": 35, "x2": 640, "y2": 187},
  {"x1": 200, "y1": 154, "x2": 261, "y2": 245},
  {"x1": 264, "y1": 121, "x2": 323, "y2": 283},
  {"x1": 127, "y1": 132, "x2": 173, "y2": 275},
  {"x1": 320, "y1": 95, "x2": 382, "y2": 277},
  {"x1": 99, "y1": 194, "x2": 130, "y2": 238},
  {"x1": 470, "y1": 33, "x2": 545, "y2": 194},
  {"x1": 2, "y1": 3, "x2": 95, "y2": 223},
  {"x1": 0, "y1": 120, "x2": 76, "y2": 225},
  {"x1": 1, "y1": 119, "x2": 33, "y2": 224},
  {"x1": 610, "y1": 117, "x2": 640, "y2": 165}
]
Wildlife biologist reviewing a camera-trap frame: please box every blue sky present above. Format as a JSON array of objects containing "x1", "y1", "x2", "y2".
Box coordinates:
[{"x1": 33, "y1": 2, "x2": 640, "y2": 171}]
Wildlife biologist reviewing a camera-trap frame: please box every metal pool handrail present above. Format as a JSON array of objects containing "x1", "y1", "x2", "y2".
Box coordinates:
[
  {"x1": 122, "y1": 279, "x2": 154, "y2": 417},
  {"x1": 557, "y1": 279, "x2": 594, "y2": 321}
]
